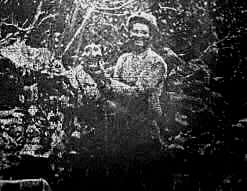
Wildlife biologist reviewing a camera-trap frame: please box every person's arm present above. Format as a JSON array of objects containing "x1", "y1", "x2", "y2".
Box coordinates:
[
  {"x1": 108, "y1": 55, "x2": 145, "y2": 97},
  {"x1": 138, "y1": 57, "x2": 167, "y2": 118},
  {"x1": 109, "y1": 78, "x2": 145, "y2": 97}
]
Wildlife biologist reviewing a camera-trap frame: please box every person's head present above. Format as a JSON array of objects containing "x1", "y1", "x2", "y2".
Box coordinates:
[
  {"x1": 81, "y1": 42, "x2": 103, "y2": 71},
  {"x1": 82, "y1": 43, "x2": 103, "y2": 62},
  {"x1": 127, "y1": 12, "x2": 158, "y2": 52}
]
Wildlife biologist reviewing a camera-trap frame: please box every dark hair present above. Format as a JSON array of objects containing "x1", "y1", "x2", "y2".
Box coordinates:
[
  {"x1": 127, "y1": 13, "x2": 159, "y2": 37},
  {"x1": 128, "y1": 17, "x2": 153, "y2": 32}
]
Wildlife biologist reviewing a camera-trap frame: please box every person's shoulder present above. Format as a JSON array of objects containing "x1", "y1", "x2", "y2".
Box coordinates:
[
  {"x1": 116, "y1": 52, "x2": 133, "y2": 67},
  {"x1": 118, "y1": 52, "x2": 132, "y2": 60},
  {"x1": 147, "y1": 48, "x2": 165, "y2": 63},
  {"x1": 74, "y1": 64, "x2": 84, "y2": 72}
]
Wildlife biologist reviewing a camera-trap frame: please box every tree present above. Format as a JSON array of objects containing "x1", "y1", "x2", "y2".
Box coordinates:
[{"x1": 1, "y1": 0, "x2": 246, "y2": 190}]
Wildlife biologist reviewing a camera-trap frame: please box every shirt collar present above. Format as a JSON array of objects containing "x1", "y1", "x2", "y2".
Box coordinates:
[{"x1": 132, "y1": 47, "x2": 151, "y2": 58}]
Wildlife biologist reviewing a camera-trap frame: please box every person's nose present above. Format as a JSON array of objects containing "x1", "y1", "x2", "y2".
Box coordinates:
[{"x1": 92, "y1": 51, "x2": 98, "y2": 57}]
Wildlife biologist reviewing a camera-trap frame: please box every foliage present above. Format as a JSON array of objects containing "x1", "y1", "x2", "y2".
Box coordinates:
[{"x1": 0, "y1": 0, "x2": 246, "y2": 190}]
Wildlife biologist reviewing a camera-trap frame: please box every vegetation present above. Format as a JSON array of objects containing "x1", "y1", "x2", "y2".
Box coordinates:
[{"x1": 0, "y1": 0, "x2": 246, "y2": 190}]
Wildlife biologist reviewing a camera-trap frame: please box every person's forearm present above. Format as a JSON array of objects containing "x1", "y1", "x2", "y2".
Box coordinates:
[{"x1": 109, "y1": 78, "x2": 145, "y2": 97}]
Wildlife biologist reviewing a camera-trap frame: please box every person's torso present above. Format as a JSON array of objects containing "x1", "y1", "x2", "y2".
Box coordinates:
[
  {"x1": 117, "y1": 49, "x2": 165, "y2": 116},
  {"x1": 119, "y1": 48, "x2": 161, "y2": 87},
  {"x1": 72, "y1": 64, "x2": 100, "y2": 100}
]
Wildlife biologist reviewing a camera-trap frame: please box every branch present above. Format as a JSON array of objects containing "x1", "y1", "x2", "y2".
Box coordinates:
[
  {"x1": 0, "y1": 22, "x2": 32, "y2": 31},
  {"x1": 69, "y1": 0, "x2": 80, "y2": 32},
  {"x1": 77, "y1": 0, "x2": 133, "y2": 17},
  {"x1": 0, "y1": 179, "x2": 45, "y2": 184},
  {"x1": 77, "y1": 0, "x2": 90, "y2": 10},
  {"x1": 37, "y1": 13, "x2": 58, "y2": 26},
  {"x1": 159, "y1": 5, "x2": 178, "y2": 12},
  {"x1": 93, "y1": 9, "x2": 128, "y2": 16},
  {"x1": 198, "y1": 33, "x2": 232, "y2": 60},
  {"x1": 28, "y1": 0, "x2": 45, "y2": 30},
  {"x1": 22, "y1": 19, "x2": 29, "y2": 27},
  {"x1": 102, "y1": 0, "x2": 128, "y2": 6},
  {"x1": 95, "y1": 0, "x2": 136, "y2": 11},
  {"x1": 0, "y1": 179, "x2": 51, "y2": 189},
  {"x1": 0, "y1": 0, "x2": 47, "y2": 42},
  {"x1": 62, "y1": 6, "x2": 95, "y2": 55}
]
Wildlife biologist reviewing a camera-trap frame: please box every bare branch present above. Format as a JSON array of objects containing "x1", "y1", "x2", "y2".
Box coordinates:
[
  {"x1": 22, "y1": 19, "x2": 29, "y2": 27},
  {"x1": 159, "y1": 5, "x2": 178, "y2": 12},
  {"x1": 62, "y1": 6, "x2": 95, "y2": 55},
  {"x1": 198, "y1": 33, "x2": 231, "y2": 60},
  {"x1": 28, "y1": 0, "x2": 45, "y2": 29},
  {"x1": 0, "y1": 0, "x2": 46, "y2": 42},
  {"x1": 95, "y1": 0, "x2": 136, "y2": 11},
  {"x1": 197, "y1": 25, "x2": 247, "y2": 61},
  {"x1": 0, "y1": 179, "x2": 50, "y2": 185},
  {"x1": 1, "y1": 22, "x2": 32, "y2": 31},
  {"x1": 77, "y1": 0, "x2": 90, "y2": 10},
  {"x1": 37, "y1": 13, "x2": 58, "y2": 26},
  {"x1": 69, "y1": 0, "x2": 80, "y2": 32},
  {"x1": 93, "y1": 9, "x2": 128, "y2": 16}
]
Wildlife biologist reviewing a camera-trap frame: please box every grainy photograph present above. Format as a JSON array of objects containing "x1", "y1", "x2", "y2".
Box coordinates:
[{"x1": 0, "y1": 0, "x2": 245, "y2": 190}]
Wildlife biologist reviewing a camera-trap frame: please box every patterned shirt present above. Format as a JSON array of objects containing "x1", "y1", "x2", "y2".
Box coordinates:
[
  {"x1": 66, "y1": 64, "x2": 100, "y2": 103},
  {"x1": 110, "y1": 48, "x2": 167, "y2": 117}
]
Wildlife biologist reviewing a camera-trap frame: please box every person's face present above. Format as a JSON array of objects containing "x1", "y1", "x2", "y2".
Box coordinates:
[
  {"x1": 129, "y1": 22, "x2": 151, "y2": 51},
  {"x1": 82, "y1": 43, "x2": 102, "y2": 71},
  {"x1": 83, "y1": 43, "x2": 102, "y2": 59}
]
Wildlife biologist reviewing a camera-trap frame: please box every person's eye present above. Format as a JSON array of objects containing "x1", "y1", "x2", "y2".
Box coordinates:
[
  {"x1": 131, "y1": 29, "x2": 138, "y2": 34},
  {"x1": 141, "y1": 30, "x2": 149, "y2": 35},
  {"x1": 93, "y1": 47, "x2": 99, "y2": 52},
  {"x1": 85, "y1": 48, "x2": 90, "y2": 53},
  {"x1": 55, "y1": 64, "x2": 61, "y2": 68}
]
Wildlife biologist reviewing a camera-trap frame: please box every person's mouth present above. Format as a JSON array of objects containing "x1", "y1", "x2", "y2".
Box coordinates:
[{"x1": 133, "y1": 39, "x2": 144, "y2": 47}]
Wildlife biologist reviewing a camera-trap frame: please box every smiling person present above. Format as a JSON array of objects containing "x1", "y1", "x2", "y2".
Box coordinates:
[{"x1": 96, "y1": 12, "x2": 168, "y2": 156}]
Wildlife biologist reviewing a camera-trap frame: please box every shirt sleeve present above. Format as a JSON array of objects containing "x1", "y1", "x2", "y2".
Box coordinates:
[{"x1": 140, "y1": 56, "x2": 167, "y2": 118}]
